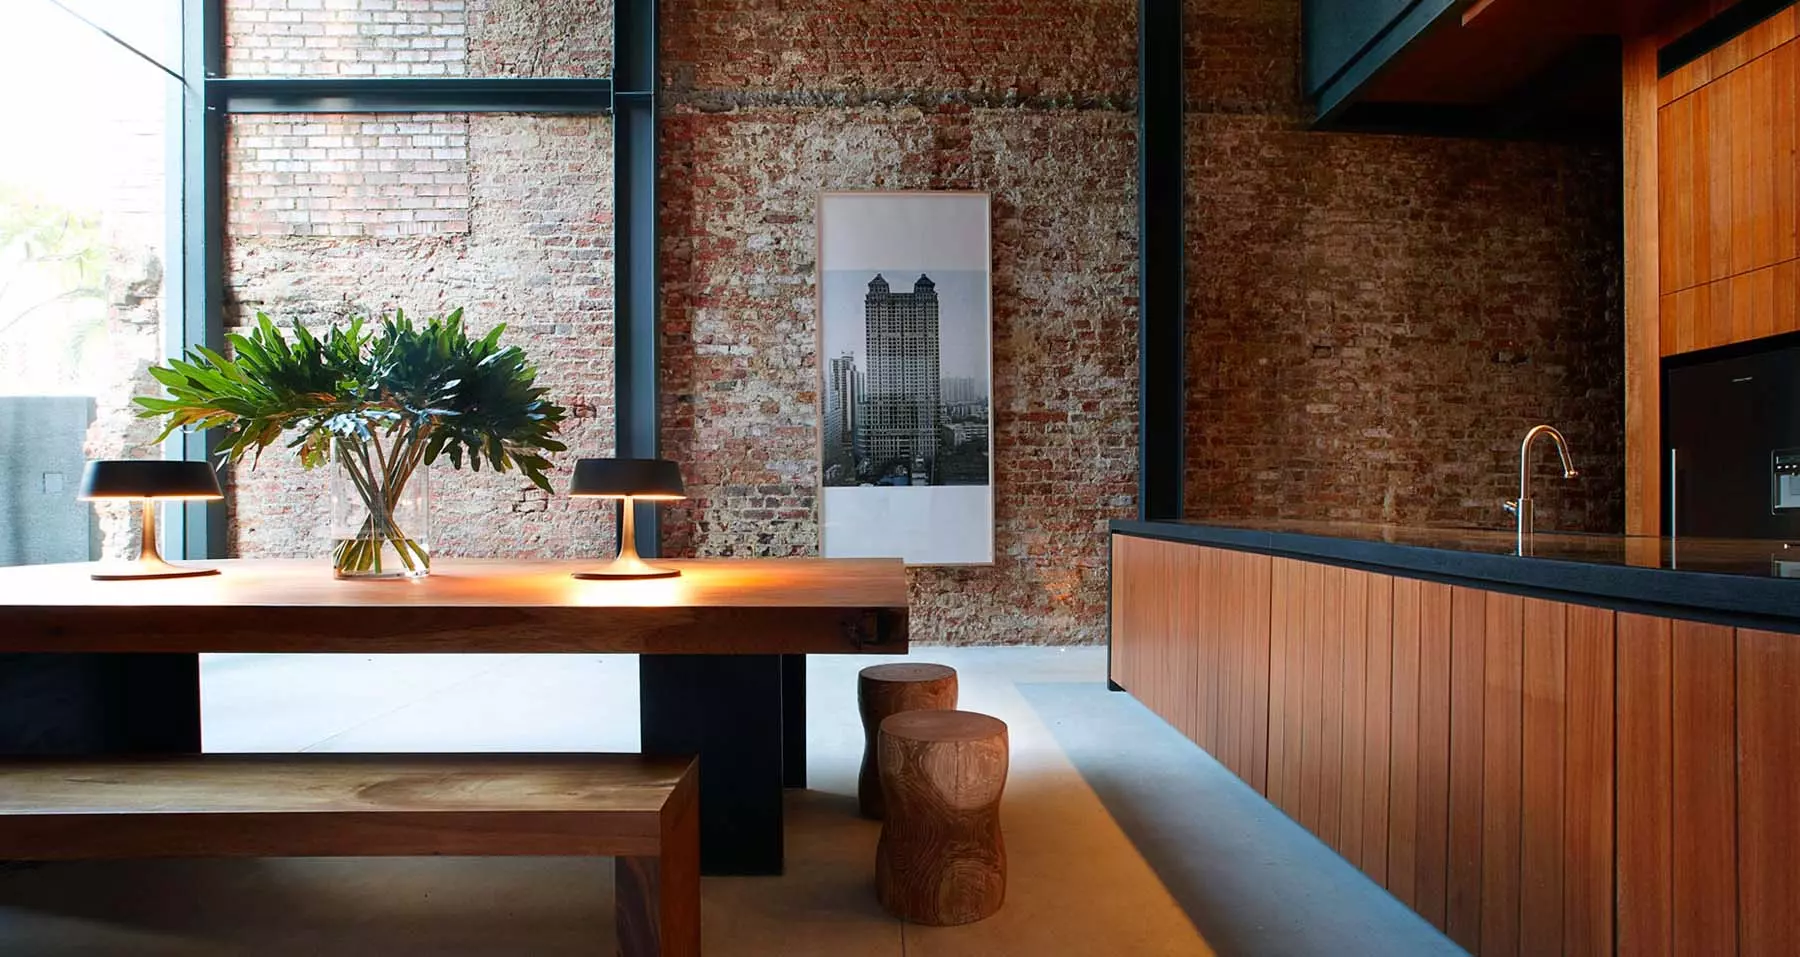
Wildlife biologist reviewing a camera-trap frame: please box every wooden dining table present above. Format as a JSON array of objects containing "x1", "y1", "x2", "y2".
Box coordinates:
[{"x1": 0, "y1": 557, "x2": 910, "y2": 876}]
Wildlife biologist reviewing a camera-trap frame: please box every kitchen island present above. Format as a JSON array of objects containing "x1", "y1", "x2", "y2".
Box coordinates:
[{"x1": 1109, "y1": 519, "x2": 1797, "y2": 957}]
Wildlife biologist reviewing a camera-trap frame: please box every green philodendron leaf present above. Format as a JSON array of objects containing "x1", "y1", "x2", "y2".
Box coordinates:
[{"x1": 133, "y1": 308, "x2": 570, "y2": 481}]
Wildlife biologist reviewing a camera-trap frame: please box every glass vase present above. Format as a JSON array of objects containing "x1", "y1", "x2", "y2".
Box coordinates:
[{"x1": 329, "y1": 437, "x2": 431, "y2": 580}]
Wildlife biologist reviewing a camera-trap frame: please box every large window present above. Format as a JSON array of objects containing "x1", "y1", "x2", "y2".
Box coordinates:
[
  {"x1": 0, "y1": 0, "x2": 649, "y2": 567},
  {"x1": 0, "y1": 0, "x2": 183, "y2": 565}
]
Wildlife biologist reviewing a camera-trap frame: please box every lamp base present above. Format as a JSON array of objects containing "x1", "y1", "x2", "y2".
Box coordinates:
[
  {"x1": 571, "y1": 554, "x2": 681, "y2": 581},
  {"x1": 90, "y1": 556, "x2": 221, "y2": 582}
]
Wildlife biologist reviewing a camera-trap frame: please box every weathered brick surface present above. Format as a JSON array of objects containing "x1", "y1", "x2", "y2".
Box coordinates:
[
  {"x1": 663, "y1": 1, "x2": 1137, "y2": 103},
  {"x1": 1180, "y1": 1, "x2": 1625, "y2": 533},
  {"x1": 224, "y1": 0, "x2": 611, "y2": 77},
  {"x1": 658, "y1": 108, "x2": 1139, "y2": 643},
  {"x1": 658, "y1": 0, "x2": 1143, "y2": 646},
  {"x1": 227, "y1": 115, "x2": 471, "y2": 238},
  {"x1": 223, "y1": 113, "x2": 617, "y2": 559},
  {"x1": 209, "y1": 0, "x2": 1624, "y2": 644}
]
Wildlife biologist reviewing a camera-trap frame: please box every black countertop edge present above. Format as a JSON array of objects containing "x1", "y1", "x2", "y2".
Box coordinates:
[{"x1": 1110, "y1": 520, "x2": 1800, "y2": 637}]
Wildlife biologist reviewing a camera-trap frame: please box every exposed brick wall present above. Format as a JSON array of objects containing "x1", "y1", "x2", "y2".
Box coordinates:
[
  {"x1": 1180, "y1": 0, "x2": 1626, "y2": 532},
  {"x1": 222, "y1": 112, "x2": 617, "y2": 559},
  {"x1": 226, "y1": 115, "x2": 471, "y2": 238},
  {"x1": 658, "y1": 2, "x2": 1142, "y2": 645},
  {"x1": 208, "y1": 0, "x2": 1624, "y2": 642},
  {"x1": 663, "y1": 1, "x2": 1135, "y2": 102},
  {"x1": 224, "y1": 0, "x2": 611, "y2": 77}
]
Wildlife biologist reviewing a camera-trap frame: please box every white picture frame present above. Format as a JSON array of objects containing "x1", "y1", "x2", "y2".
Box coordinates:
[{"x1": 816, "y1": 191, "x2": 995, "y2": 566}]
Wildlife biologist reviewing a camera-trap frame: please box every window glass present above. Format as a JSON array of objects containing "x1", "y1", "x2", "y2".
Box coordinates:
[{"x1": 0, "y1": 0, "x2": 182, "y2": 565}]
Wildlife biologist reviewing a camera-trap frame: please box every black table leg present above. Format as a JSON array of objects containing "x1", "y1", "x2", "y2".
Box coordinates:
[
  {"x1": 639, "y1": 654, "x2": 784, "y2": 876},
  {"x1": 0, "y1": 654, "x2": 201, "y2": 755},
  {"x1": 781, "y1": 653, "x2": 806, "y2": 789}
]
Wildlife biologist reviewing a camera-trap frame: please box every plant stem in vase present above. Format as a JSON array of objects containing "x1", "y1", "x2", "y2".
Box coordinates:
[{"x1": 330, "y1": 434, "x2": 431, "y2": 579}]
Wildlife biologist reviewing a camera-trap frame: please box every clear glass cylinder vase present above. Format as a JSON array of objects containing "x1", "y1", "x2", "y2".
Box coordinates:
[{"x1": 329, "y1": 438, "x2": 431, "y2": 579}]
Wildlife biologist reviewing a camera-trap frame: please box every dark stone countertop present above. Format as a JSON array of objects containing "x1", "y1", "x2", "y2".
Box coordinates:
[{"x1": 1111, "y1": 518, "x2": 1800, "y2": 634}]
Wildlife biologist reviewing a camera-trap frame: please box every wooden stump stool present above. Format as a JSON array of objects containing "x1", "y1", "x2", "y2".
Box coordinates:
[
  {"x1": 875, "y1": 709, "x2": 1008, "y2": 926},
  {"x1": 857, "y1": 663, "x2": 957, "y2": 819}
]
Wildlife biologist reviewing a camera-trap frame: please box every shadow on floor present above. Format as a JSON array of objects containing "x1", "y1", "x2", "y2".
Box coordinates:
[{"x1": 1017, "y1": 682, "x2": 1467, "y2": 957}]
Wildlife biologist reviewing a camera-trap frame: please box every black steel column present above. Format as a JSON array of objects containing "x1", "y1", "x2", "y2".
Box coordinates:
[
  {"x1": 782, "y1": 654, "x2": 806, "y2": 788},
  {"x1": 1137, "y1": 0, "x2": 1185, "y2": 523},
  {"x1": 1114, "y1": 0, "x2": 1186, "y2": 693},
  {"x1": 0, "y1": 655, "x2": 201, "y2": 755},
  {"x1": 175, "y1": 0, "x2": 227, "y2": 561},
  {"x1": 640, "y1": 655, "x2": 786, "y2": 875},
  {"x1": 613, "y1": 0, "x2": 661, "y2": 552}
]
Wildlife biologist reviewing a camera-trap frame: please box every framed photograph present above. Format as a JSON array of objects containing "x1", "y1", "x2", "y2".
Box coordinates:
[{"x1": 817, "y1": 191, "x2": 994, "y2": 566}]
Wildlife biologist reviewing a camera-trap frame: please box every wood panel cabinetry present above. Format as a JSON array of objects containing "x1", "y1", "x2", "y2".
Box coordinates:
[
  {"x1": 1111, "y1": 535, "x2": 1800, "y2": 956},
  {"x1": 1655, "y1": 10, "x2": 1800, "y2": 355},
  {"x1": 1626, "y1": 7, "x2": 1800, "y2": 533}
]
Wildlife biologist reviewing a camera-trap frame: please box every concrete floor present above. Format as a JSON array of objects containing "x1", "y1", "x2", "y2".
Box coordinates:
[{"x1": 0, "y1": 648, "x2": 1462, "y2": 956}]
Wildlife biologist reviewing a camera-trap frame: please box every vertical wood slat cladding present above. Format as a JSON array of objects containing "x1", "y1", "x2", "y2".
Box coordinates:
[
  {"x1": 1564, "y1": 605, "x2": 1616, "y2": 957},
  {"x1": 1111, "y1": 537, "x2": 1788, "y2": 955},
  {"x1": 1388, "y1": 575, "x2": 1424, "y2": 910},
  {"x1": 1359, "y1": 575, "x2": 1394, "y2": 887},
  {"x1": 1480, "y1": 593, "x2": 1525, "y2": 955},
  {"x1": 1672, "y1": 621, "x2": 1738, "y2": 957},
  {"x1": 1617, "y1": 613, "x2": 1675, "y2": 957},
  {"x1": 1336, "y1": 569, "x2": 1370, "y2": 870},
  {"x1": 1266, "y1": 557, "x2": 1297, "y2": 808},
  {"x1": 1737, "y1": 630, "x2": 1800, "y2": 957},
  {"x1": 1519, "y1": 598, "x2": 1568, "y2": 957},
  {"x1": 1626, "y1": 35, "x2": 1665, "y2": 536},
  {"x1": 1446, "y1": 587, "x2": 1487, "y2": 952},
  {"x1": 1109, "y1": 536, "x2": 1197, "y2": 737},
  {"x1": 1616, "y1": 614, "x2": 1745, "y2": 957},
  {"x1": 1414, "y1": 582, "x2": 1454, "y2": 930},
  {"x1": 1110, "y1": 539, "x2": 1271, "y2": 792}
]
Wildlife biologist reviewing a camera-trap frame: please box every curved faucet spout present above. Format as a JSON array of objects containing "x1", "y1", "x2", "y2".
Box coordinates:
[
  {"x1": 1523, "y1": 424, "x2": 1578, "y2": 484},
  {"x1": 1512, "y1": 425, "x2": 1580, "y2": 554}
]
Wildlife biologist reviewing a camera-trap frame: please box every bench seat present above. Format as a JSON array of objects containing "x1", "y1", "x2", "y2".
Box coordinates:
[{"x1": 0, "y1": 753, "x2": 699, "y2": 956}]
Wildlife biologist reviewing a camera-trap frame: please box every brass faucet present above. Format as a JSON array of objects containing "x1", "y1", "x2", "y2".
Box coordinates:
[{"x1": 1503, "y1": 425, "x2": 1579, "y2": 555}]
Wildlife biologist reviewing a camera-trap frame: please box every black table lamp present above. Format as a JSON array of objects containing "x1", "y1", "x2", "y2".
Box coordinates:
[
  {"x1": 568, "y1": 458, "x2": 686, "y2": 580},
  {"x1": 78, "y1": 460, "x2": 224, "y2": 581}
]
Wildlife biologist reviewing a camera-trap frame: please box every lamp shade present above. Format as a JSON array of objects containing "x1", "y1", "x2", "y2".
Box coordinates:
[
  {"x1": 568, "y1": 458, "x2": 686, "y2": 500},
  {"x1": 78, "y1": 460, "x2": 224, "y2": 501}
]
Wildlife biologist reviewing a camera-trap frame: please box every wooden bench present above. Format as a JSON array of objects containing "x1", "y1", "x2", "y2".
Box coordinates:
[{"x1": 0, "y1": 753, "x2": 699, "y2": 957}]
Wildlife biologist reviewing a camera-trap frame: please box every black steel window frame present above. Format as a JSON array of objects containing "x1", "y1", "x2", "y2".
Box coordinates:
[{"x1": 176, "y1": 0, "x2": 661, "y2": 559}]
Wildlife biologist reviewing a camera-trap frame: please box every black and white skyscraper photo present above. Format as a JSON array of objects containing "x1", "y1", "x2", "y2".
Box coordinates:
[{"x1": 817, "y1": 192, "x2": 992, "y2": 564}]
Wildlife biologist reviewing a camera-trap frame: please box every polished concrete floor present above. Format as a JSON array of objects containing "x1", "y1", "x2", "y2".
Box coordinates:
[{"x1": 0, "y1": 648, "x2": 1463, "y2": 955}]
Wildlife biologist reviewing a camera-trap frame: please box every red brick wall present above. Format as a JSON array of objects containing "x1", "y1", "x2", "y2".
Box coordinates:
[
  {"x1": 658, "y1": 2, "x2": 1142, "y2": 644},
  {"x1": 1180, "y1": 0, "x2": 1626, "y2": 532},
  {"x1": 212, "y1": 0, "x2": 1624, "y2": 643}
]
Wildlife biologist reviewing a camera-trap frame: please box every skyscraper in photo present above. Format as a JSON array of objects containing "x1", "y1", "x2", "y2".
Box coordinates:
[
  {"x1": 863, "y1": 273, "x2": 940, "y2": 484},
  {"x1": 824, "y1": 351, "x2": 860, "y2": 479}
]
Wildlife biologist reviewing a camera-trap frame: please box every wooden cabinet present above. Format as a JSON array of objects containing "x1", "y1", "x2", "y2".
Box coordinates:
[
  {"x1": 1111, "y1": 535, "x2": 1800, "y2": 956},
  {"x1": 1655, "y1": 14, "x2": 1800, "y2": 355},
  {"x1": 1625, "y1": 7, "x2": 1800, "y2": 533}
]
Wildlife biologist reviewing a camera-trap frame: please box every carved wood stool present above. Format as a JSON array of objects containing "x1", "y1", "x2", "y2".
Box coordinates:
[
  {"x1": 875, "y1": 709, "x2": 1008, "y2": 926},
  {"x1": 857, "y1": 662, "x2": 958, "y2": 819}
]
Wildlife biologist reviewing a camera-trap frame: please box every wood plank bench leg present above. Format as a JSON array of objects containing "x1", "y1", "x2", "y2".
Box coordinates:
[{"x1": 616, "y1": 774, "x2": 701, "y2": 957}]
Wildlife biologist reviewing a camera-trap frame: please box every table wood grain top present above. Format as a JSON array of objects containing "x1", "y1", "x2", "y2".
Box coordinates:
[{"x1": 0, "y1": 557, "x2": 909, "y2": 654}]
